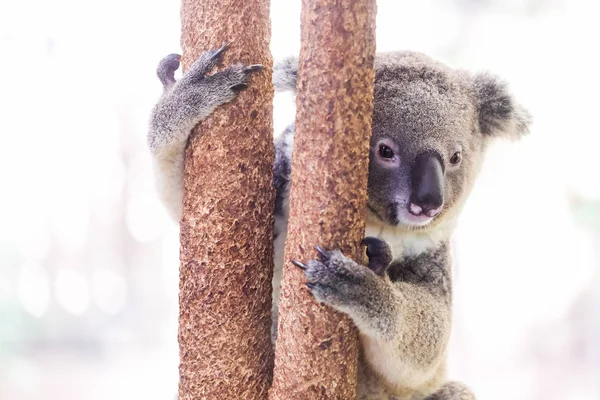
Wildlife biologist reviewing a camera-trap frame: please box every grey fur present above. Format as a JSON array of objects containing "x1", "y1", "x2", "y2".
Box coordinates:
[
  {"x1": 272, "y1": 56, "x2": 298, "y2": 93},
  {"x1": 472, "y1": 72, "x2": 532, "y2": 138},
  {"x1": 156, "y1": 53, "x2": 181, "y2": 90},
  {"x1": 387, "y1": 242, "x2": 452, "y2": 303},
  {"x1": 425, "y1": 381, "x2": 476, "y2": 400},
  {"x1": 273, "y1": 124, "x2": 294, "y2": 220},
  {"x1": 148, "y1": 48, "x2": 530, "y2": 400}
]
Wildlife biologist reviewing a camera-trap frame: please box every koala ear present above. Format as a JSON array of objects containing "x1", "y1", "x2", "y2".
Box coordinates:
[{"x1": 471, "y1": 72, "x2": 532, "y2": 139}]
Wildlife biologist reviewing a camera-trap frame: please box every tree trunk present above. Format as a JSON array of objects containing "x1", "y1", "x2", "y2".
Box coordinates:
[
  {"x1": 269, "y1": 0, "x2": 377, "y2": 399},
  {"x1": 177, "y1": 1, "x2": 274, "y2": 399}
]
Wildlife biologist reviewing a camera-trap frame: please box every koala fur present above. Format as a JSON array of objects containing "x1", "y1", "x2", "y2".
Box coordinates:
[{"x1": 148, "y1": 47, "x2": 531, "y2": 400}]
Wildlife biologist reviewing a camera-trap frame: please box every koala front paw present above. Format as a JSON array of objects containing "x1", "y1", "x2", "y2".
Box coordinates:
[
  {"x1": 182, "y1": 44, "x2": 263, "y2": 101},
  {"x1": 361, "y1": 237, "x2": 393, "y2": 276},
  {"x1": 150, "y1": 45, "x2": 263, "y2": 153},
  {"x1": 292, "y1": 246, "x2": 397, "y2": 338},
  {"x1": 292, "y1": 247, "x2": 376, "y2": 311}
]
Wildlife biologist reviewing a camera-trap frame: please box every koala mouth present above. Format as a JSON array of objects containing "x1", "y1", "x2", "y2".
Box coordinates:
[
  {"x1": 388, "y1": 202, "x2": 435, "y2": 228},
  {"x1": 367, "y1": 203, "x2": 436, "y2": 229}
]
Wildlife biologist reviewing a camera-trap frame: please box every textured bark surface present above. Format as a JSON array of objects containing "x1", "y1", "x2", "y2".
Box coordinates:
[
  {"x1": 178, "y1": 0, "x2": 274, "y2": 399},
  {"x1": 269, "y1": 0, "x2": 377, "y2": 399}
]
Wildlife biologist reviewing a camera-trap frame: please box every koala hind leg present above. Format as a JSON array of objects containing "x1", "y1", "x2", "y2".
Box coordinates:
[{"x1": 425, "y1": 381, "x2": 475, "y2": 400}]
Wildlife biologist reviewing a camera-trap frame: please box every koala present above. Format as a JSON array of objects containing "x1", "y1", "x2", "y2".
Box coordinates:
[{"x1": 148, "y1": 46, "x2": 531, "y2": 400}]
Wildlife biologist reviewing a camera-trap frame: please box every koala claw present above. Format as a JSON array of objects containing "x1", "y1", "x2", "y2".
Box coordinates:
[
  {"x1": 243, "y1": 64, "x2": 263, "y2": 73},
  {"x1": 230, "y1": 83, "x2": 248, "y2": 93},
  {"x1": 361, "y1": 236, "x2": 393, "y2": 276},
  {"x1": 209, "y1": 43, "x2": 229, "y2": 61},
  {"x1": 291, "y1": 260, "x2": 307, "y2": 270},
  {"x1": 187, "y1": 44, "x2": 231, "y2": 78},
  {"x1": 224, "y1": 64, "x2": 263, "y2": 94},
  {"x1": 315, "y1": 246, "x2": 330, "y2": 260}
]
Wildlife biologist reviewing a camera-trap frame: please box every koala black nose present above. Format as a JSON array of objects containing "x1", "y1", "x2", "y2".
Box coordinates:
[{"x1": 409, "y1": 151, "x2": 444, "y2": 218}]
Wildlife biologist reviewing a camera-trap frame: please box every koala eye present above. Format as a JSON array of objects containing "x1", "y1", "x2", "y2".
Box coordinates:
[
  {"x1": 379, "y1": 145, "x2": 395, "y2": 159},
  {"x1": 449, "y1": 151, "x2": 462, "y2": 165}
]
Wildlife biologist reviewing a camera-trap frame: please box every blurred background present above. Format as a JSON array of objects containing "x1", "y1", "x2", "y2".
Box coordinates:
[{"x1": 1, "y1": 0, "x2": 599, "y2": 399}]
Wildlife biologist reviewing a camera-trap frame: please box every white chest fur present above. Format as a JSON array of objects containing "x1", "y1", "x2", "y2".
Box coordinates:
[{"x1": 364, "y1": 217, "x2": 453, "y2": 260}]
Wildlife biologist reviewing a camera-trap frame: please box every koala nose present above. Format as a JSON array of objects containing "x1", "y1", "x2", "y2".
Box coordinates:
[{"x1": 409, "y1": 151, "x2": 444, "y2": 218}]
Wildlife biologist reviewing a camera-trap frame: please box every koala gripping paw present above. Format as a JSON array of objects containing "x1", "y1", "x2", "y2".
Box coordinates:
[
  {"x1": 148, "y1": 45, "x2": 264, "y2": 158},
  {"x1": 292, "y1": 246, "x2": 378, "y2": 311},
  {"x1": 184, "y1": 44, "x2": 263, "y2": 96}
]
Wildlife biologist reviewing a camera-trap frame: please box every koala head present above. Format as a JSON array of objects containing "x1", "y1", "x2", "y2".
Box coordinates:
[{"x1": 367, "y1": 51, "x2": 531, "y2": 231}]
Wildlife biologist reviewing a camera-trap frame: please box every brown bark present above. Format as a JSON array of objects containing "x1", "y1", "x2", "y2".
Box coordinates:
[
  {"x1": 269, "y1": 1, "x2": 377, "y2": 399},
  {"x1": 177, "y1": 0, "x2": 274, "y2": 399}
]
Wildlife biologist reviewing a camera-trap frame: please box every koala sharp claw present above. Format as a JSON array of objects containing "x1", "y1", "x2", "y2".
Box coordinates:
[
  {"x1": 230, "y1": 83, "x2": 248, "y2": 93},
  {"x1": 291, "y1": 259, "x2": 307, "y2": 270},
  {"x1": 186, "y1": 44, "x2": 236, "y2": 80},
  {"x1": 361, "y1": 236, "x2": 393, "y2": 276},
  {"x1": 210, "y1": 43, "x2": 229, "y2": 60},
  {"x1": 315, "y1": 245, "x2": 330, "y2": 260},
  {"x1": 244, "y1": 64, "x2": 263, "y2": 73}
]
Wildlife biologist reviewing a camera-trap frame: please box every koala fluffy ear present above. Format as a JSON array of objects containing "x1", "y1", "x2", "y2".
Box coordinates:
[{"x1": 471, "y1": 72, "x2": 532, "y2": 139}]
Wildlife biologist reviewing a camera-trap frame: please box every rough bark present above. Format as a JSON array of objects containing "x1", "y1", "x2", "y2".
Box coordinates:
[
  {"x1": 269, "y1": 0, "x2": 377, "y2": 399},
  {"x1": 177, "y1": 1, "x2": 274, "y2": 399}
]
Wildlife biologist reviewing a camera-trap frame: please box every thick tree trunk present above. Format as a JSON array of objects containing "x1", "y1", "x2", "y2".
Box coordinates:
[
  {"x1": 177, "y1": 1, "x2": 274, "y2": 399},
  {"x1": 269, "y1": 1, "x2": 377, "y2": 399}
]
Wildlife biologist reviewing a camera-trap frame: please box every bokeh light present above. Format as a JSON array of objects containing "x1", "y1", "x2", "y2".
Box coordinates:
[
  {"x1": 55, "y1": 269, "x2": 90, "y2": 316},
  {"x1": 92, "y1": 268, "x2": 127, "y2": 315},
  {"x1": 17, "y1": 262, "x2": 50, "y2": 318}
]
